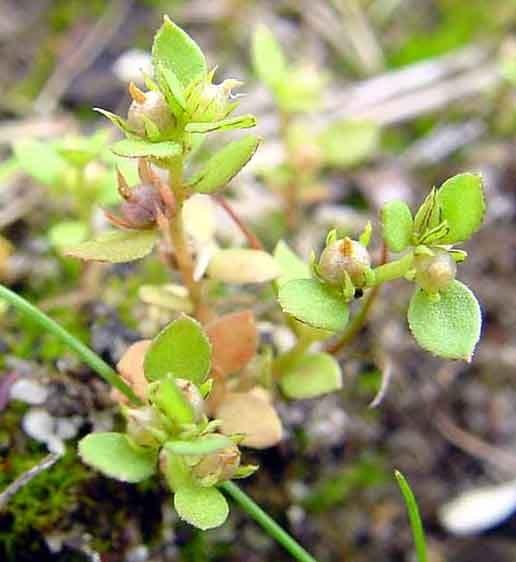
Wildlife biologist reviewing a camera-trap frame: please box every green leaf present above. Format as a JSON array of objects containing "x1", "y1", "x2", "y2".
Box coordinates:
[
  {"x1": 155, "y1": 63, "x2": 186, "y2": 109},
  {"x1": 78, "y1": 432, "x2": 157, "y2": 483},
  {"x1": 0, "y1": 157, "x2": 20, "y2": 184},
  {"x1": 278, "y1": 278, "x2": 349, "y2": 332},
  {"x1": 174, "y1": 485, "x2": 229, "y2": 530},
  {"x1": 187, "y1": 136, "x2": 260, "y2": 194},
  {"x1": 413, "y1": 188, "x2": 440, "y2": 240},
  {"x1": 144, "y1": 315, "x2": 211, "y2": 383},
  {"x1": 207, "y1": 249, "x2": 280, "y2": 284},
  {"x1": 149, "y1": 376, "x2": 195, "y2": 425},
  {"x1": 13, "y1": 140, "x2": 67, "y2": 186},
  {"x1": 273, "y1": 241, "x2": 311, "y2": 288},
  {"x1": 165, "y1": 435, "x2": 232, "y2": 456},
  {"x1": 185, "y1": 115, "x2": 256, "y2": 134},
  {"x1": 48, "y1": 220, "x2": 88, "y2": 250},
  {"x1": 437, "y1": 173, "x2": 485, "y2": 243},
  {"x1": 252, "y1": 25, "x2": 287, "y2": 88},
  {"x1": 408, "y1": 280, "x2": 481, "y2": 361},
  {"x1": 395, "y1": 471, "x2": 428, "y2": 562},
  {"x1": 152, "y1": 16, "x2": 207, "y2": 88},
  {"x1": 94, "y1": 108, "x2": 134, "y2": 135},
  {"x1": 280, "y1": 352, "x2": 342, "y2": 399},
  {"x1": 65, "y1": 230, "x2": 157, "y2": 263},
  {"x1": 381, "y1": 200, "x2": 414, "y2": 252},
  {"x1": 111, "y1": 138, "x2": 182, "y2": 159},
  {"x1": 319, "y1": 120, "x2": 379, "y2": 168}
]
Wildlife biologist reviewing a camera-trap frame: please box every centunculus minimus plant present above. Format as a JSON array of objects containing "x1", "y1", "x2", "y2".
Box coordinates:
[{"x1": 0, "y1": 16, "x2": 485, "y2": 561}]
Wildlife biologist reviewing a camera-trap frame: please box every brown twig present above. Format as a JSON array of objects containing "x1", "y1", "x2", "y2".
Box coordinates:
[{"x1": 213, "y1": 194, "x2": 264, "y2": 250}]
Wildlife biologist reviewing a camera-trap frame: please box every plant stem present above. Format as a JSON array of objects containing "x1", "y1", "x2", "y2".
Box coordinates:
[
  {"x1": 0, "y1": 283, "x2": 321, "y2": 562},
  {"x1": 368, "y1": 252, "x2": 413, "y2": 286},
  {"x1": 221, "y1": 481, "x2": 320, "y2": 562},
  {"x1": 325, "y1": 285, "x2": 379, "y2": 355},
  {"x1": 278, "y1": 111, "x2": 299, "y2": 231},
  {"x1": 168, "y1": 158, "x2": 205, "y2": 319},
  {"x1": 0, "y1": 284, "x2": 141, "y2": 405},
  {"x1": 273, "y1": 331, "x2": 314, "y2": 377},
  {"x1": 213, "y1": 194, "x2": 264, "y2": 250}
]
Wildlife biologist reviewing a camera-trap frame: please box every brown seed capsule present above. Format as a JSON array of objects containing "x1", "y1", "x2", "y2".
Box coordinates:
[
  {"x1": 127, "y1": 90, "x2": 175, "y2": 136},
  {"x1": 125, "y1": 406, "x2": 163, "y2": 447},
  {"x1": 193, "y1": 442, "x2": 241, "y2": 482},
  {"x1": 415, "y1": 251, "x2": 457, "y2": 294},
  {"x1": 318, "y1": 237, "x2": 371, "y2": 287}
]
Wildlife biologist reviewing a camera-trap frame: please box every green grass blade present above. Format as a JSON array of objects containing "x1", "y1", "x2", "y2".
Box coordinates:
[{"x1": 395, "y1": 470, "x2": 428, "y2": 562}]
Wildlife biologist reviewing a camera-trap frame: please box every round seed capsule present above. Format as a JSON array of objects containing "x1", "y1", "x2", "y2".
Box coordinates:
[
  {"x1": 414, "y1": 251, "x2": 457, "y2": 293},
  {"x1": 318, "y1": 237, "x2": 371, "y2": 287},
  {"x1": 127, "y1": 90, "x2": 175, "y2": 136}
]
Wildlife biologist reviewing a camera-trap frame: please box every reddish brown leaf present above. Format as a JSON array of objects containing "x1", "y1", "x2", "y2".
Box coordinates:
[
  {"x1": 206, "y1": 310, "x2": 258, "y2": 376},
  {"x1": 111, "y1": 340, "x2": 152, "y2": 404}
]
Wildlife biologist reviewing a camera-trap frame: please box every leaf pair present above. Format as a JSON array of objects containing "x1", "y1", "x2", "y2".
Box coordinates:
[{"x1": 382, "y1": 173, "x2": 485, "y2": 253}]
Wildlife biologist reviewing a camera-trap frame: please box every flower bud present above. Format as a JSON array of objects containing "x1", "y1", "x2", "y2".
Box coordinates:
[
  {"x1": 175, "y1": 378, "x2": 205, "y2": 421},
  {"x1": 193, "y1": 442, "x2": 241, "y2": 483},
  {"x1": 125, "y1": 406, "x2": 163, "y2": 447},
  {"x1": 186, "y1": 77, "x2": 242, "y2": 122},
  {"x1": 127, "y1": 90, "x2": 175, "y2": 136},
  {"x1": 318, "y1": 237, "x2": 371, "y2": 287},
  {"x1": 415, "y1": 251, "x2": 457, "y2": 294},
  {"x1": 119, "y1": 184, "x2": 166, "y2": 228}
]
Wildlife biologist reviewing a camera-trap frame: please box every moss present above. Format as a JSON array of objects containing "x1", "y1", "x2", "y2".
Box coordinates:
[{"x1": 0, "y1": 450, "x2": 90, "y2": 559}]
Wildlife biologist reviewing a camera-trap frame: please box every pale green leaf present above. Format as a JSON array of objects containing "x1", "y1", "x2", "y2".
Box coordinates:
[
  {"x1": 65, "y1": 230, "x2": 157, "y2": 263},
  {"x1": 278, "y1": 278, "x2": 349, "y2": 332},
  {"x1": 94, "y1": 108, "x2": 134, "y2": 135},
  {"x1": 174, "y1": 485, "x2": 229, "y2": 530},
  {"x1": 381, "y1": 200, "x2": 414, "y2": 252},
  {"x1": 252, "y1": 25, "x2": 287, "y2": 88},
  {"x1": 13, "y1": 140, "x2": 67, "y2": 187},
  {"x1": 149, "y1": 376, "x2": 195, "y2": 425},
  {"x1": 111, "y1": 138, "x2": 182, "y2": 159},
  {"x1": 280, "y1": 352, "x2": 342, "y2": 399},
  {"x1": 319, "y1": 120, "x2": 379, "y2": 168},
  {"x1": 273, "y1": 240, "x2": 311, "y2": 288},
  {"x1": 165, "y1": 435, "x2": 232, "y2": 456},
  {"x1": 144, "y1": 315, "x2": 211, "y2": 383},
  {"x1": 408, "y1": 280, "x2": 481, "y2": 361},
  {"x1": 78, "y1": 432, "x2": 157, "y2": 483},
  {"x1": 185, "y1": 115, "x2": 256, "y2": 134},
  {"x1": 48, "y1": 220, "x2": 88, "y2": 250},
  {"x1": 413, "y1": 188, "x2": 440, "y2": 240},
  {"x1": 207, "y1": 248, "x2": 280, "y2": 284},
  {"x1": 152, "y1": 16, "x2": 207, "y2": 88},
  {"x1": 187, "y1": 136, "x2": 260, "y2": 193},
  {"x1": 437, "y1": 173, "x2": 485, "y2": 243}
]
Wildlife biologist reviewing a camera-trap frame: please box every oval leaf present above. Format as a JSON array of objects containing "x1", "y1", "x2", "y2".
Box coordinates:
[
  {"x1": 216, "y1": 391, "x2": 283, "y2": 449},
  {"x1": 152, "y1": 16, "x2": 207, "y2": 88},
  {"x1": 280, "y1": 352, "x2": 342, "y2": 399},
  {"x1": 13, "y1": 140, "x2": 66, "y2": 187},
  {"x1": 65, "y1": 230, "x2": 157, "y2": 263},
  {"x1": 252, "y1": 25, "x2": 287, "y2": 88},
  {"x1": 187, "y1": 136, "x2": 260, "y2": 194},
  {"x1": 408, "y1": 280, "x2": 481, "y2": 361},
  {"x1": 165, "y1": 434, "x2": 232, "y2": 456},
  {"x1": 206, "y1": 311, "x2": 258, "y2": 375},
  {"x1": 78, "y1": 432, "x2": 157, "y2": 483},
  {"x1": 174, "y1": 485, "x2": 229, "y2": 530},
  {"x1": 278, "y1": 278, "x2": 349, "y2": 332},
  {"x1": 273, "y1": 240, "x2": 311, "y2": 288},
  {"x1": 144, "y1": 315, "x2": 211, "y2": 383},
  {"x1": 111, "y1": 139, "x2": 182, "y2": 159},
  {"x1": 381, "y1": 200, "x2": 414, "y2": 252},
  {"x1": 437, "y1": 173, "x2": 485, "y2": 243},
  {"x1": 318, "y1": 120, "x2": 379, "y2": 168},
  {"x1": 207, "y1": 249, "x2": 280, "y2": 284},
  {"x1": 185, "y1": 115, "x2": 256, "y2": 135}
]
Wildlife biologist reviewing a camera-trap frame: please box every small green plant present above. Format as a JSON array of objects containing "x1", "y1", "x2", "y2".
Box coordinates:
[
  {"x1": 277, "y1": 172, "x2": 485, "y2": 361},
  {"x1": 0, "y1": 14, "x2": 487, "y2": 562},
  {"x1": 9, "y1": 130, "x2": 138, "y2": 251},
  {"x1": 251, "y1": 25, "x2": 380, "y2": 229}
]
